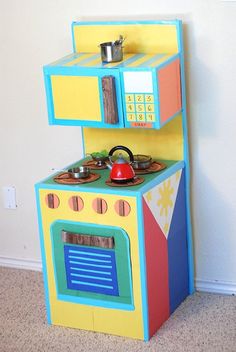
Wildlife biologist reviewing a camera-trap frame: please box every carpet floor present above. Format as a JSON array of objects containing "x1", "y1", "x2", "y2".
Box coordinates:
[{"x1": 0, "y1": 266, "x2": 235, "y2": 352}]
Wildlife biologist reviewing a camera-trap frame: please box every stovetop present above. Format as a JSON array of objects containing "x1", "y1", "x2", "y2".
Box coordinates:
[{"x1": 39, "y1": 158, "x2": 184, "y2": 194}]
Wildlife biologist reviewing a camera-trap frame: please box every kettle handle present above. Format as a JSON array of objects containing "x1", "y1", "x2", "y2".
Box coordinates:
[{"x1": 108, "y1": 145, "x2": 134, "y2": 163}]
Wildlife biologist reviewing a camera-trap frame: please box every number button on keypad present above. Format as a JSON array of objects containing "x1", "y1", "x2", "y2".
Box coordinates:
[
  {"x1": 136, "y1": 104, "x2": 145, "y2": 113},
  {"x1": 146, "y1": 113, "x2": 156, "y2": 122},
  {"x1": 135, "y1": 94, "x2": 144, "y2": 103},
  {"x1": 145, "y1": 94, "x2": 154, "y2": 103},
  {"x1": 125, "y1": 94, "x2": 134, "y2": 103},
  {"x1": 146, "y1": 104, "x2": 155, "y2": 113},
  {"x1": 127, "y1": 113, "x2": 136, "y2": 121},
  {"x1": 137, "y1": 113, "x2": 145, "y2": 121},
  {"x1": 126, "y1": 104, "x2": 135, "y2": 112}
]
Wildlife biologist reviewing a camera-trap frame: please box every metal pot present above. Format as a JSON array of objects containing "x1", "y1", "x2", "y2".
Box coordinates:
[
  {"x1": 132, "y1": 154, "x2": 152, "y2": 170},
  {"x1": 99, "y1": 35, "x2": 125, "y2": 63},
  {"x1": 91, "y1": 154, "x2": 109, "y2": 166},
  {"x1": 68, "y1": 166, "x2": 90, "y2": 179}
]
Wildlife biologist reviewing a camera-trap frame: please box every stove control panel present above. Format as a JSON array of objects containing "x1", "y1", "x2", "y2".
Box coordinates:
[{"x1": 45, "y1": 192, "x2": 131, "y2": 217}]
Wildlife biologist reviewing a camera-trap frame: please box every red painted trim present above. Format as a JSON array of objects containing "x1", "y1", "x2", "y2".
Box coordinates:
[{"x1": 143, "y1": 198, "x2": 170, "y2": 338}]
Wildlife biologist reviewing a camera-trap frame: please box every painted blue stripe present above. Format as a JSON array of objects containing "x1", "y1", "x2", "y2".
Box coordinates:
[
  {"x1": 68, "y1": 255, "x2": 112, "y2": 263},
  {"x1": 49, "y1": 53, "x2": 82, "y2": 67},
  {"x1": 71, "y1": 280, "x2": 114, "y2": 290},
  {"x1": 74, "y1": 53, "x2": 100, "y2": 66},
  {"x1": 114, "y1": 53, "x2": 146, "y2": 68},
  {"x1": 70, "y1": 265, "x2": 112, "y2": 273},
  {"x1": 138, "y1": 53, "x2": 165, "y2": 67},
  {"x1": 70, "y1": 267, "x2": 112, "y2": 275},
  {"x1": 68, "y1": 249, "x2": 111, "y2": 258},
  {"x1": 69, "y1": 260, "x2": 112, "y2": 268},
  {"x1": 71, "y1": 273, "x2": 113, "y2": 281}
]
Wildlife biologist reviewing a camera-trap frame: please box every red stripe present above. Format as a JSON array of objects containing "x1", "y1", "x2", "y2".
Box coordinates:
[{"x1": 143, "y1": 198, "x2": 170, "y2": 338}]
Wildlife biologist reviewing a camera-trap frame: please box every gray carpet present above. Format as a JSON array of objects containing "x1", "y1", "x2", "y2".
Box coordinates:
[{"x1": 0, "y1": 267, "x2": 235, "y2": 352}]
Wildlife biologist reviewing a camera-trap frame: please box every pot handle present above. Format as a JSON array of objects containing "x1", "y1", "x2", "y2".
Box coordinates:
[{"x1": 108, "y1": 145, "x2": 134, "y2": 163}]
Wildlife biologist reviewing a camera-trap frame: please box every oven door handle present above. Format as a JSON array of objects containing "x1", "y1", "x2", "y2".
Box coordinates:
[{"x1": 61, "y1": 230, "x2": 115, "y2": 249}]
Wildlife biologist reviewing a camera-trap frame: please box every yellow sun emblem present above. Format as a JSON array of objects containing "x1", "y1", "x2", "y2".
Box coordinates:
[{"x1": 157, "y1": 179, "x2": 174, "y2": 217}]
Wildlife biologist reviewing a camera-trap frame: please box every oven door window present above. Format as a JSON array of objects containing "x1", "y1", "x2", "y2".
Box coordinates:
[{"x1": 51, "y1": 221, "x2": 133, "y2": 309}]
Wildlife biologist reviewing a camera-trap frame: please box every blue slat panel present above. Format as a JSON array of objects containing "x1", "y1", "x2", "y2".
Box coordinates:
[{"x1": 64, "y1": 245, "x2": 119, "y2": 296}]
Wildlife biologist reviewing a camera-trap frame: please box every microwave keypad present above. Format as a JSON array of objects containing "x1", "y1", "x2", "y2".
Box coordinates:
[{"x1": 125, "y1": 94, "x2": 156, "y2": 122}]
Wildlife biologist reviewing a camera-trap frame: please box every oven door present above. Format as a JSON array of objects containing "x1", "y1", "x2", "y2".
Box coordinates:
[
  {"x1": 44, "y1": 68, "x2": 124, "y2": 128},
  {"x1": 51, "y1": 221, "x2": 134, "y2": 309}
]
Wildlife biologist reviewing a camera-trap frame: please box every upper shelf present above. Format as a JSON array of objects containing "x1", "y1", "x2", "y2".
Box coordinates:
[{"x1": 46, "y1": 52, "x2": 179, "y2": 71}]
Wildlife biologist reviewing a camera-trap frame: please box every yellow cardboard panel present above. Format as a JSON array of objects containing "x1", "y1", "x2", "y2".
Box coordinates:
[
  {"x1": 73, "y1": 24, "x2": 178, "y2": 54},
  {"x1": 83, "y1": 114, "x2": 184, "y2": 160},
  {"x1": 51, "y1": 75, "x2": 101, "y2": 121},
  {"x1": 93, "y1": 307, "x2": 144, "y2": 339},
  {"x1": 39, "y1": 190, "x2": 144, "y2": 337}
]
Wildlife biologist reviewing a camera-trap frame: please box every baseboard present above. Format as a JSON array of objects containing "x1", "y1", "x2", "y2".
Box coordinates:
[
  {"x1": 0, "y1": 256, "x2": 42, "y2": 272},
  {"x1": 195, "y1": 278, "x2": 236, "y2": 295},
  {"x1": 1, "y1": 257, "x2": 236, "y2": 295}
]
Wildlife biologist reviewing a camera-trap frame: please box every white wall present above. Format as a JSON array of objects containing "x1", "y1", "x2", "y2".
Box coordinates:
[{"x1": 1, "y1": 1, "x2": 236, "y2": 290}]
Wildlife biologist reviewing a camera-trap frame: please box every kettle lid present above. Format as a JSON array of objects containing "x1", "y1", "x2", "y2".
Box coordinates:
[{"x1": 114, "y1": 153, "x2": 128, "y2": 164}]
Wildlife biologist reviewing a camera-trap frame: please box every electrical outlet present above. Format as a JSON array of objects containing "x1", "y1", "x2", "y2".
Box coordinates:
[{"x1": 2, "y1": 186, "x2": 17, "y2": 209}]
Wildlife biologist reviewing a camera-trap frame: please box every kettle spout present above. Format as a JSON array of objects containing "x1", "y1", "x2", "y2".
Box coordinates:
[{"x1": 106, "y1": 162, "x2": 112, "y2": 170}]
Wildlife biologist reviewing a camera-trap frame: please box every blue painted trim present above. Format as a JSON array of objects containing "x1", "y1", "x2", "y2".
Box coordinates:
[
  {"x1": 140, "y1": 161, "x2": 185, "y2": 195},
  {"x1": 34, "y1": 185, "x2": 51, "y2": 324},
  {"x1": 44, "y1": 66, "x2": 124, "y2": 128},
  {"x1": 43, "y1": 65, "x2": 115, "y2": 76},
  {"x1": 71, "y1": 21, "x2": 76, "y2": 53},
  {"x1": 137, "y1": 195, "x2": 149, "y2": 341},
  {"x1": 178, "y1": 22, "x2": 195, "y2": 294},
  {"x1": 35, "y1": 162, "x2": 184, "y2": 196},
  {"x1": 138, "y1": 53, "x2": 166, "y2": 68},
  {"x1": 151, "y1": 68, "x2": 161, "y2": 129},
  {"x1": 176, "y1": 20, "x2": 182, "y2": 53},
  {"x1": 155, "y1": 53, "x2": 180, "y2": 71},
  {"x1": 43, "y1": 73, "x2": 55, "y2": 124},
  {"x1": 48, "y1": 119, "x2": 123, "y2": 128},
  {"x1": 114, "y1": 53, "x2": 146, "y2": 68},
  {"x1": 50, "y1": 220, "x2": 134, "y2": 310},
  {"x1": 57, "y1": 293, "x2": 134, "y2": 310},
  {"x1": 48, "y1": 53, "x2": 82, "y2": 67},
  {"x1": 81, "y1": 127, "x2": 86, "y2": 157},
  {"x1": 120, "y1": 68, "x2": 159, "y2": 129},
  {"x1": 160, "y1": 109, "x2": 183, "y2": 128},
  {"x1": 36, "y1": 181, "x2": 141, "y2": 197},
  {"x1": 74, "y1": 53, "x2": 100, "y2": 66},
  {"x1": 72, "y1": 20, "x2": 181, "y2": 27}
]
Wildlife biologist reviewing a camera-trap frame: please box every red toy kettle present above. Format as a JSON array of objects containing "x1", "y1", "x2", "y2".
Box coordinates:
[{"x1": 107, "y1": 146, "x2": 135, "y2": 183}]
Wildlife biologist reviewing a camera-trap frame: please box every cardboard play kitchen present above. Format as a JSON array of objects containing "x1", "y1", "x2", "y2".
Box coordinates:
[{"x1": 35, "y1": 20, "x2": 194, "y2": 340}]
